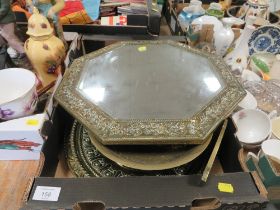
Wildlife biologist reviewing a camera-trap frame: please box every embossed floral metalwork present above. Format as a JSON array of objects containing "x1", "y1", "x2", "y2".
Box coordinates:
[
  {"x1": 55, "y1": 40, "x2": 245, "y2": 145},
  {"x1": 65, "y1": 121, "x2": 209, "y2": 177}
]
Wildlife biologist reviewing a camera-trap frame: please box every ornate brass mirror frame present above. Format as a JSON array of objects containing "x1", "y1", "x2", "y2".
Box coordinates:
[{"x1": 55, "y1": 40, "x2": 245, "y2": 145}]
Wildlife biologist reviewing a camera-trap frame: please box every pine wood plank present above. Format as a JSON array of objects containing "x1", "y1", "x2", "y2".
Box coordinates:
[{"x1": 0, "y1": 153, "x2": 44, "y2": 210}]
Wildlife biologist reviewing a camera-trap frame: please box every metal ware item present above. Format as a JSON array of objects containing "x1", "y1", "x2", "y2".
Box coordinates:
[
  {"x1": 66, "y1": 121, "x2": 213, "y2": 177},
  {"x1": 201, "y1": 119, "x2": 228, "y2": 182},
  {"x1": 56, "y1": 40, "x2": 245, "y2": 145},
  {"x1": 89, "y1": 130, "x2": 212, "y2": 171}
]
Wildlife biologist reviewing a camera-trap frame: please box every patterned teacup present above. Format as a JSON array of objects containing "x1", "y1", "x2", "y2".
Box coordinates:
[{"x1": 0, "y1": 68, "x2": 37, "y2": 120}]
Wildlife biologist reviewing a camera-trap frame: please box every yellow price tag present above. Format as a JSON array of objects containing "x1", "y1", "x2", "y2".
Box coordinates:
[
  {"x1": 218, "y1": 182, "x2": 234, "y2": 193},
  {"x1": 26, "y1": 119, "x2": 39, "y2": 126},
  {"x1": 138, "y1": 46, "x2": 147, "y2": 52}
]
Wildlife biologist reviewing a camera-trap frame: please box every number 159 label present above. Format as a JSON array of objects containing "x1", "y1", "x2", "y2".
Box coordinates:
[{"x1": 32, "y1": 186, "x2": 61, "y2": 201}]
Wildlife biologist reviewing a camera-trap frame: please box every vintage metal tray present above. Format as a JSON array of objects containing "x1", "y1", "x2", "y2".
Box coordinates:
[
  {"x1": 55, "y1": 40, "x2": 245, "y2": 145},
  {"x1": 89, "y1": 130, "x2": 212, "y2": 171},
  {"x1": 66, "y1": 121, "x2": 215, "y2": 177}
]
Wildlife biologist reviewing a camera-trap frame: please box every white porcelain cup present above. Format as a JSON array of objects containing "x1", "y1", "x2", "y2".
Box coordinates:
[
  {"x1": 0, "y1": 68, "x2": 37, "y2": 120},
  {"x1": 237, "y1": 90, "x2": 257, "y2": 110},
  {"x1": 260, "y1": 139, "x2": 280, "y2": 162},
  {"x1": 232, "y1": 109, "x2": 277, "y2": 145},
  {"x1": 247, "y1": 139, "x2": 280, "y2": 163},
  {"x1": 272, "y1": 116, "x2": 280, "y2": 139},
  {"x1": 241, "y1": 69, "x2": 261, "y2": 82}
]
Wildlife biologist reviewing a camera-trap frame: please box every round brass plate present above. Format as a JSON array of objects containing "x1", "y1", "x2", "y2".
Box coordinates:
[
  {"x1": 89, "y1": 131, "x2": 212, "y2": 171},
  {"x1": 66, "y1": 121, "x2": 214, "y2": 177}
]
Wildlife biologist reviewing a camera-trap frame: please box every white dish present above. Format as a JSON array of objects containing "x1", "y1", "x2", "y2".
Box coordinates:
[
  {"x1": 232, "y1": 109, "x2": 272, "y2": 144},
  {"x1": 238, "y1": 90, "x2": 257, "y2": 109},
  {"x1": 261, "y1": 139, "x2": 280, "y2": 161},
  {"x1": 248, "y1": 25, "x2": 280, "y2": 56},
  {"x1": 241, "y1": 69, "x2": 261, "y2": 82},
  {"x1": 0, "y1": 68, "x2": 37, "y2": 120}
]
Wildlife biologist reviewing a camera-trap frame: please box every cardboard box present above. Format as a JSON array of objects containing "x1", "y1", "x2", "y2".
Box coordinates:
[
  {"x1": 18, "y1": 36, "x2": 268, "y2": 209},
  {"x1": 18, "y1": 106, "x2": 268, "y2": 209},
  {"x1": 101, "y1": 15, "x2": 128, "y2": 26},
  {"x1": 0, "y1": 114, "x2": 46, "y2": 160},
  {"x1": 22, "y1": 173, "x2": 267, "y2": 210}
]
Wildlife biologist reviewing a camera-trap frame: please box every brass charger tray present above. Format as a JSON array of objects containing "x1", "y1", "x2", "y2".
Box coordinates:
[
  {"x1": 89, "y1": 130, "x2": 212, "y2": 171},
  {"x1": 66, "y1": 121, "x2": 214, "y2": 177},
  {"x1": 56, "y1": 40, "x2": 245, "y2": 145}
]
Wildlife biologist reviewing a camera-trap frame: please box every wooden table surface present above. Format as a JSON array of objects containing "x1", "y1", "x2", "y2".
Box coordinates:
[{"x1": 0, "y1": 153, "x2": 44, "y2": 210}]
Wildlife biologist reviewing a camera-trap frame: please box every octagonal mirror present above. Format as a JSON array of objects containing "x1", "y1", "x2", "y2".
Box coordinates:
[{"x1": 55, "y1": 41, "x2": 245, "y2": 145}]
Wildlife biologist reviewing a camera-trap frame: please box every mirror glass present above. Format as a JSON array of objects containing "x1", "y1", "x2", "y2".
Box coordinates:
[{"x1": 77, "y1": 43, "x2": 225, "y2": 120}]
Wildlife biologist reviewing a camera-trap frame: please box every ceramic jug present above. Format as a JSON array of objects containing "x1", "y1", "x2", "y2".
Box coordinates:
[
  {"x1": 213, "y1": 17, "x2": 235, "y2": 57},
  {"x1": 24, "y1": 8, "x2": 65, "y2": 87},
  {"x1": 237, "y1": 0, "x2": 269, "y2": 22},
  {"x1": 224, "y1": 24, "x2": 256, "y2": 73},
  {"x1": 178, "y1": 0, "x2": 205, "y2": 29}
]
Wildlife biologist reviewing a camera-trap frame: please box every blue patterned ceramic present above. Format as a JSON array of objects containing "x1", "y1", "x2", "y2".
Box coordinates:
[
  {"x1": 254, "y1": 36, "x2": 271, "y2": 51},
  {"x1": 248, "y1": 25, "x2": 280, "y2": 56}
]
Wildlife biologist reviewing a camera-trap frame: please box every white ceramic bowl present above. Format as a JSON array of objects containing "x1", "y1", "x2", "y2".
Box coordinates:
[
  {"x1": 232, "y1": 109, "x2": 271, "y2": 144},
  {"x1": 238, "y1": 90, "x2": 257, "y2": 110},
  {"x1": 0, "y1": 68, "x2": 37, "y2": 120},
  {"x1": 261, "y1": 139, "x2": 280, "y2": 161},
  {"x1": 241, "y1": 69, "x2": 261, "y2": 82}
]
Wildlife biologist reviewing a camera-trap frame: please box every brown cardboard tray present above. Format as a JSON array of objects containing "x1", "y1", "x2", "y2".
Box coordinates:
[
  {"x1": 22, "y1": 172, "x2": 267, "y2": 210},
  {"x1": 19, "y1": 37, "x2": 268, "y2": 209},
  {"x1": 20, "y1": 107, "x2": 268, "y2": 210}
]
